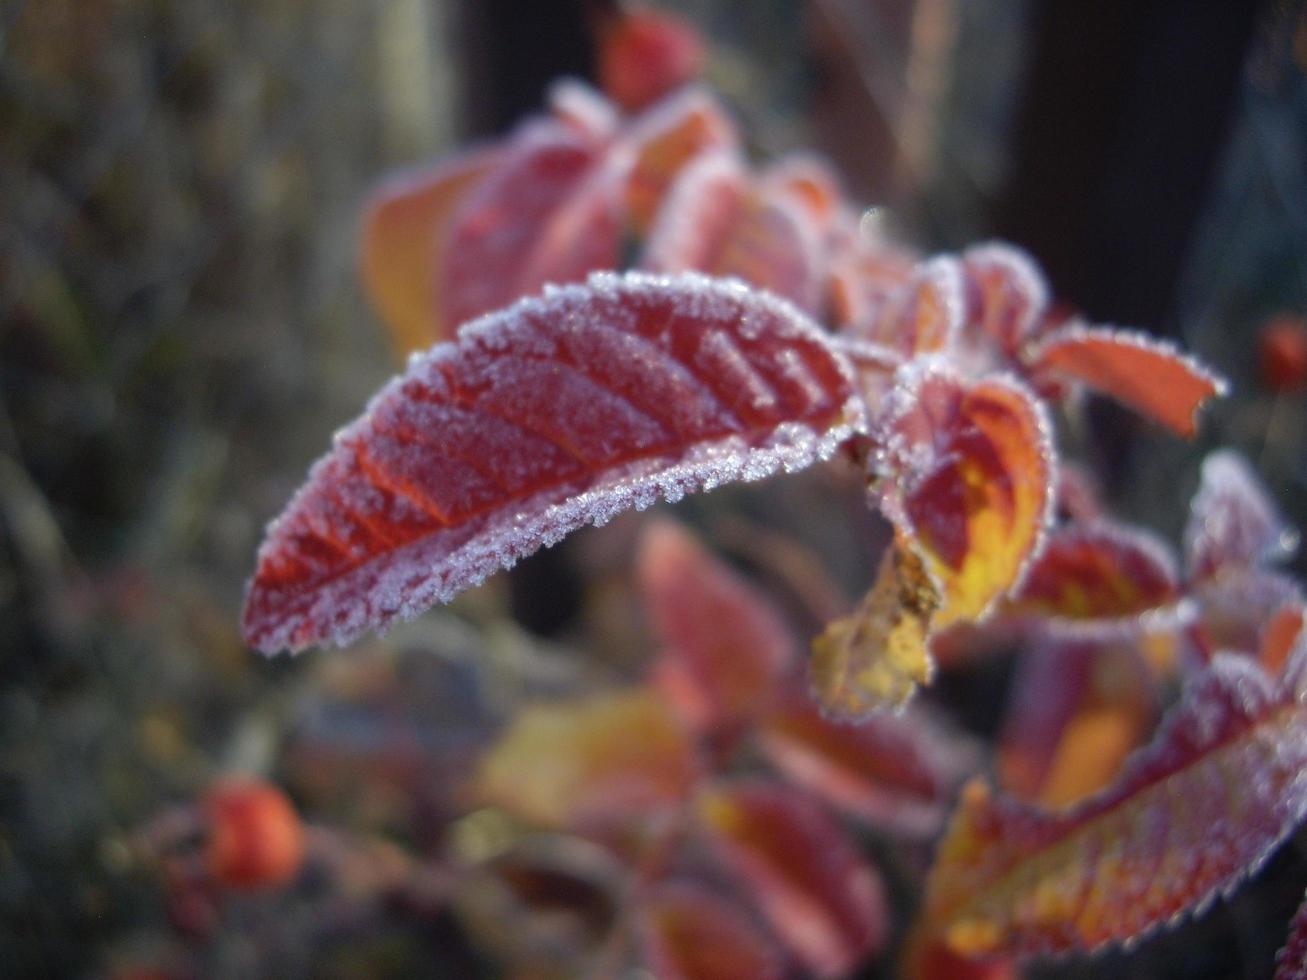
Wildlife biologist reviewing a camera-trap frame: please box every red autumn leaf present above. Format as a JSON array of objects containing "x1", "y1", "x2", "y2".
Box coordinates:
[
  {"x1": 636, "y1": 881, "x2": 784, "y2": 980},
  {"x1": 1028, "y1": 324, "x2": 1226, "y2": 437},
  {"x1": 877, "y1": 366, "x2": 1055, "y2": 627},
  {"x1": 476, "y1": 688, "x2": 699, "y2": 831},
  {"x1": 1184, "y1": 449, "x2": 1298, "y2": 583},
  {"x1": 624, "y1": 87, "x2": 738, "y2": 234},
  {"x1": 1003, "y1": 521, "x2": 1180, "y2": 627},
  {"x1": 850, "y1": 256, "x2": 965, "y2": 357},
  {"x1": 242, "y1": 272, "x2": 864, "y2": 653},
  {"x1": 960, "y1": 242, "x2": 1049, "y2": 358},
  {"x1": 597, "y1": 5, "x2": 706, "y2": 112},
  {"x1": 923, "y1": 645, "x2": 1307, "y2": 959},
  {"x1": 711, "y1": 191, "x2": 824, "y2": 312},
  {"x1": 642, "y1": 149, "x2": 748, "y2": 275},
  {"x1": 695, "y1": 780, "x2": 890, "y2": 977},
  {"x1": 996, "y1": 640, "x2": 1156, "y2": 807},
  {"x1": 203, "y1": 777, "x2": 304, "y2": 890},
  {"x1": 825, "y1": 215, "x2": 917, "y2": 332},
  {"x1": 636, "y1": 519, "x2": 794, "y2": 734},
  {"x1": 439, "y1": 120, "x2": 602, "y2": 330},
  {"x1": 757, "y1": 691, "x2": 977, "y2": 837},
  {"x1": 1277, "y1": 888, "x2": 1307, "y2": 980},
  {"x1": 360, "y1": 148, "x2": 499, "y2": 352}
]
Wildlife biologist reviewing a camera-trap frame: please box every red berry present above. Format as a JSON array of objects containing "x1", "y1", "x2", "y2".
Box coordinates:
[
  {"x1": 1257, "y1": 314, "x2": 1307, "y2": 391},
  {"x1": 599, "y1": 7, "x2": 705, "y2": 112},
  {"x1": 203, "y1": 778, "x2": 304, "y2": 889}
]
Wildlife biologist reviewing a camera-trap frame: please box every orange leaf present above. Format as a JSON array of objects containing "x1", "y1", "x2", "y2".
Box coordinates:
[
  {"x1": 636, "y1": 881, "x2": 783, "y2": 980},
  {"x1": 637, "y1": 519, "x2": 794, "y2": 733},
  {"x1": 1029, "y1": 324, "x2": 1226, "y2": 437},
  {"x1": 1003, "y1": 521, "x2": 1179, "y2": 626},
  {"x1": 997, "y1": 641, "x2": 1156, "y2": 807},
  {"x1": 924, "y1": 646, "x2": 1307, "y2": 958},
  {"x1": 696, "y1": 780, "x2": 890, "y2": 977},
  {"x1": 477, "y1": 688, "x2": 699, "y2": 831},
  {"x1": 625, "y1": 87, "x2": 738, "y2": 233},
  {"x1": 809, "y1": 543, "x2": 939, "y2": 716},
  {"x1": 360, "y1": 149, "x2": 498, "y2": 352},
  {"x1": 877, "y1": 367, "x2": 1054, "y2": 627},
  {"x1": 851, "y1": 257, "x2": 964, "y2": 356}
]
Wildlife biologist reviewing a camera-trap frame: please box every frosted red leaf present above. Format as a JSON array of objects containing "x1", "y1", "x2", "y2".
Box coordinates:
[
  {"x1": 695, "y1": 780, "x2": 890, "y2": 977},
  {"x1": 960, "y1": 243, "x2": 1049, "y2": 357},
  {"x1": 853, "y1": 256, "x2": 965, "y2": 356},
  {"x1": 876, "y1": 365, "x2": 1055, "y2": 627},
  {"x1": 825, "y1": 215, "x2": 918, "y2": 332},
  {"x1": 711, "y1": 192, "x2": 824, "y2": 312},
  {"x1": 760, "y1": 154, "x2": 843, "y2": 234},
  {"x1": 758, "y1": 691, "x2": 976, "y2": 837},
  {"x1": 439, "y1": 120, "x2": 602, "y2": 330},
  {"x1": 1004, "y1": 521, "x2": 1180, "y2": 627},
  {"x1": 242, "y1": 272, "x2": 864, "y2": 653},
  {"x1": 1028, "y1": 324, "x2": 1226, "y2": 437},
  {"x1": 1277, "y1": 888, "x2": 1307, "y2": 980},
  {"x1": 636, "y1": 519, "x2": 794, "y2": 734},
  {"x1": 360, "y1": 148, "x2": 499, "y2": 352},
  {"x1": 476, "y1": 687, "x2": 699, "y2": 830},
  {"x1": 624, "y1": 87, "x2": 738, "y2": 233},
  {"x1": 636, "y1": 881, "x2": 784, "y2": 980},
  {"x1": 924, "y1": 643, "x2": 1307, "y2": 959},
  {"x1": 1184, "y1": 450, "x2": 1298, "y2": 583},
  {"x1": 642, "y1": 149, "x2": 748, "y2": 275},
  {"x1": 598, "y1": 5, "x2": 706, "y2": 112},
  {"x1": 997, "y1": 640, "x2": 1156, "y2": 807}
]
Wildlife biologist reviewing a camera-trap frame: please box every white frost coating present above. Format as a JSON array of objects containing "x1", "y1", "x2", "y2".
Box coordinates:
[
  {"x1": 253, "y1": 415, "x2": 862, "y2": 654},
  {"x1": 869, "y1": 361, "x2": 1057, "y2": 616},
  {"x1": 1184, "y1": 449, "x2": 1299, "y2": 581},
  {"x1": 547, "y1": 77, "x2": 620, "y2": 140}
]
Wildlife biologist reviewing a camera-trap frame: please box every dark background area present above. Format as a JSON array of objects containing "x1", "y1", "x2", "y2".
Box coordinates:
[{"x1": 2, "y1": 0, "x2": 1306, "y2": 976}]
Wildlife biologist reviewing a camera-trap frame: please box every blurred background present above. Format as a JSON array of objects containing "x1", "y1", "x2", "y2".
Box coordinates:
[{"x1": 2, "y1": 0, "x2": 1306, "y2": 976}]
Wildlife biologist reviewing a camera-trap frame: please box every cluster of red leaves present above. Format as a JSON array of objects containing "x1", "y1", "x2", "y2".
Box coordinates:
[
  {"x1": 238, "y1": 8, "x2": 1307, "y2": 978},
  {"x1": 475, "y1": 518, "x2": 975, "y2": 978}
]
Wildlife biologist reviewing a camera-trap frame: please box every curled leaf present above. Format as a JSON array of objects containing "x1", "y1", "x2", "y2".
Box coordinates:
[
  {"x1": 924, "y1": 648, "x2": 1307, "y2": 958},
  {"x1": 1029, "y1": 324, "x2": 1226, "y2": 437},
  {"x1": 637, "y1": 519, "x2": 794, "y2": 733},
  {"x1": 636, "y1": 881, "x2": 784, "y2": 980},
  {"x1": 695, "y1": 780, "x2": 890, "y2": 977},
  {"x1": 477, "y1": 688, "x2": 699, "y2": 830},
  {"x1": 853, "y1": 256, "x2": 964, "y2": 357},
  {"x1": 243, "y1": 272, "x2": 864, "y2": 653},
  {"x1": 809, "y1": 543, "x2": 939, "y2": 716},
  {"x1": 960, "y1": 242, "x2": 1049, "y2": 357},
  {"x1": 877, "y1": 366, "x2": 1055, "y2": 627},
  {"x1": 360, "y1": 148, "x2": 499, "y2": 352},
  {"x1": 1184, "y1": 449, "x2": 1299, "y2": 582}
]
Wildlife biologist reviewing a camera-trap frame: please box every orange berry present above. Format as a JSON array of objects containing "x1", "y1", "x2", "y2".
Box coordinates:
[
  {"x1": 203, "y1": 778, "x2": 304, "y2": 889},
  {"x1": 1257, "y1": 314, "x2": 1307, "y2": 391}
]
